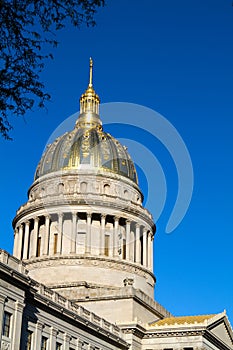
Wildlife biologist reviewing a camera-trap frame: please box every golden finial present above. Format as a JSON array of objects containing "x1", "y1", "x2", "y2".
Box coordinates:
[
  {"x1": 76, "y1": 57, "x2": 101, "y2": 129},
  {"x1": 89, "y1": 57, "x2": 93, "y2": 87}
]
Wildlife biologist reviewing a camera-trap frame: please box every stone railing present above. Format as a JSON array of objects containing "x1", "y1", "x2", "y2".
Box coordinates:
[{"x1": 0, "y1": 249, "x2": 28, "y2": 274}]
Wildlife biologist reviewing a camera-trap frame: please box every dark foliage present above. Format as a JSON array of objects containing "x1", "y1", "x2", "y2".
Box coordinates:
[{"x1": 0, "y1": 0, "x2": 105, "y2": 139}]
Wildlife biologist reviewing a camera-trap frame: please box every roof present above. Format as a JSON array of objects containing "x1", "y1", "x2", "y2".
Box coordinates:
[{"x1": 150, "y1": 314, "x2": 219, "y2": 327}]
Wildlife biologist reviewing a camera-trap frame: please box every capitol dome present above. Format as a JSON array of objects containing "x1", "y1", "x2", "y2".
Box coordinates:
[
  {"x1": 13, "y1": 59, "x2": 155, "y2": 313},
  {"x1": 35, "y1": 123, "x2": 137, "y2": 183}
]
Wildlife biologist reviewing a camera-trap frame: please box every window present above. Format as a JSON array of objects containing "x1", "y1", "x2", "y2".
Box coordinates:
[
  {"x1": 41, "y1": 336, "x2": 48, "y2": 350},
  {"x1": 56, "y1": 343, "x2": 62, "y2": 350},
  {"x1": 26, "y1": 330, "x2": 33, "y2": 350},
  {"x1": 54, "y1": 233, "x2": 58, "y2": 254},
  {"x1": 122, "y1": 239, "x2": 126, "y2": 259},
  {"x1": 37, "y1": 237, "x2": 41, "y2": 257},
  {"x1": 183, "y1": 348, "x2": 193, "y2": 350},
  {"x1": 2, "y1": 311, "x2": 11, "y2": 337},
  {"x1": 104, "y1": 235, "x2": 109, "y2": 256}
]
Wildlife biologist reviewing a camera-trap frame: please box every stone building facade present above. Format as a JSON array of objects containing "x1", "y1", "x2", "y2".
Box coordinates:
[{"x1": 0, "y1": 59, "x2": 232, "y2": 349}]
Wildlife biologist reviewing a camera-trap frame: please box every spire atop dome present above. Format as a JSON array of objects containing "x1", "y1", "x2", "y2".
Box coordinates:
[
  {"x1": 76, "y1": 58, "x2": 102, "y2": 129},
  {"x1": 89, "y1": 57, "x2": 93, "y2": 87}
]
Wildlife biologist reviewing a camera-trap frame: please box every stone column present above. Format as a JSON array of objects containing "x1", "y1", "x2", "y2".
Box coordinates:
[
  {"x1": 34, "y1": 321, "x2": 43, "y2": 350},
  {"x1": 31, "y1": 217, "x2": 39, "y2": 258},
  {"x1": 109, "y1": 224, "x2": 114, "y2": 258},
  {"x1": 71, "y1": 212, "x2": 77, "y2": 253},
  {"x1": 147, "y1": 232, "x2": 152, "y2": 270},
  {"x1": 100, "y1": 214, "x2": 106, "y2": 255},
  {"x1": 114, "y1": 217, "x2": 119, "y2": 257},
  {"x1": 86, "y1": 213, "x2": 91, "y2": 254},
  {"x1": 23, "y1": 221, "x2": 30, "y2": 259},
  {"x1": 49, "y1": 327, "x2": 57, "y2": 350},
  {"x1": 135, "y1": 224, "x2": 141, "y2": 264},
  {"x1": 43, "y1": 215, "x2": 50, "y2": 255},
  {"x1": 63, "y1": 333, "x2": 70, "y2": 350},
  {"x1": 0, "y1": 295, "x2": 6, "y2": 339},
  {"x1": 126, "y1": 220, "x2": 131, "y2": 260},
  {"x1": 151, "y1": 233, "x2": 154, "y2": 272},
  {"x1": 13, "y1": 228, "x2": 18, "y2": 257},
  {"x1": 142, "y1": 227, "x2": 147, "y2": 267},
  {"x1": 12, "y1": 300, "x2": 25, "y2": 349},
  {"x1": 17, "y1": 224, "x2": 24, "y2": 259},
  {"x1": 57, "y1": 213, "x2": 63, "y2": 254}
]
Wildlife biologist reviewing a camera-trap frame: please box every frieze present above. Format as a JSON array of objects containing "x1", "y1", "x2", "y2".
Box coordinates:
[
  {"x1": 25, "y1": 256, "x2": 155, "y2": 281},
  {"x1": 144, "y1": 329, "x2": 205, "y2": 338}
]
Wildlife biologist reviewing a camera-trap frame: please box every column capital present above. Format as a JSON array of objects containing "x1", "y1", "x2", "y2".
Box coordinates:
[
  {"x1": 33, "y1": 216, "x2": 39, "y2": 223},
  {"x1": 87, "y1": 212, "x2": 92, "y2": 219},
  {"x1": 135, "y1": 223, "x2": 140, "y2": 229},
  {"x1": 36, "y1": 321, "x2": 43, "y2": 331},
  {"x1": 0, "y1": 294, "x2": 6, "y2": 304},
  {"x1": 19, "y1": 224, "x2": 24, "y2": 230},
  {"x1": 50, "y1": 326, "x2": 58, "y2": 337},
  {"x1": 72, "y1": 211, "x2": 77, "y2": 218},
  {"x1": 101, "y1": 213, "x2": 106, "y2": 220},
  {"x1": 64, "y1": 333, "x2": 71, "y2": 342},
  {"x1": 114, "y1": 216, "x2": 120, "y2": 222},
  {"x1": 148, "y1": 231, "x2": 154, "y2": 239},
  {"x1": 25, "y1": 220, "x2": 30, "y2": 227},
  {"x1": 45, "y1": 214, "x2": 51, "y2": 220},
  {"x1": 126, "y1": 219, "x2": 131, "y2": 225},
  {"x1": 15, "y1": 300, "x2": 25, "y2": 312}
]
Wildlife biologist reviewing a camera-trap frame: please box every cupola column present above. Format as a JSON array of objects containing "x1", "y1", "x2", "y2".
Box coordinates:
[
  {"x1": 86, "y1": 213, "x2": 92, "y2": 254},
  {"x1": 114, "y1": 217, "x2": 119, "y2": 257},
  {"x1": 17, "y1": 224, "x2": 24, "y2": 259},
  {"x1": 100, "y1": 214, "x2": 106, "y2": 255},
  {"x1": 71, "y1": 212, "x2": 77, "y2": 253},
  {"x1": 126, "y1": 220, "x2": 131, "y2": 260},
  {"x1": 13, "y1": 228, "x2": 18, "y2": 257},
  {"x1": 43, "y1": 215, "x2": 50, "y2": 255},
  {"x1": 57, "y1": 213, "x2": 63, "y2": 254},
  {"x1": 148, "y1": 231, "x2": 153, "y2": 270},
  {"x1": 142, "y1": 227, "x2": 148, "y2": 267},
  {"x1": 23, "y1": 221, "x2": 30, "y2": 259},
  {"x1": 135, "y1": 224, "x2": 141, "y2": 264},
  {"x1": 31, "y1": 217, "x2": 39, "y2": 258}
]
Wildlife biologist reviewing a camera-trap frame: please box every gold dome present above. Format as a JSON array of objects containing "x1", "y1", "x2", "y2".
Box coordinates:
[{"x1": 35, "y1": 59, "x2": 138, "y2": 183}]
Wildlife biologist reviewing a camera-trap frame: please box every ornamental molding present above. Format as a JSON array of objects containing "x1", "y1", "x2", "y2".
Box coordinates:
[
  {"x1": 144, "y1": 329, "x2": 205, "y2": 338},
  {"x1": 25, "y1": 255, "x2": 155, "y2": 282}
]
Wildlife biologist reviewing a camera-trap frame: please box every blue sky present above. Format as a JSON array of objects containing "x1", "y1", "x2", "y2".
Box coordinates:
[{"x1": 0, "y1": 0, "x2": 232, "y2": 323}]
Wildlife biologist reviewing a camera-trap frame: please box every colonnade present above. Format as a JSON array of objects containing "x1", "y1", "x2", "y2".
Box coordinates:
[{"x1": 13, "y1": 212, "x2": 154, "y2": 270}]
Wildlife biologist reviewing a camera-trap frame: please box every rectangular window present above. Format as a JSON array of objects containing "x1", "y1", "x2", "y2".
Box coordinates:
[
  {"x1": 54, "y1": 233, "x2": 58, "y2": 254},
  {"x1": 37, "y1": 237, "x2": 41, "y2": 257},
  {"x1": 104, "y1": 235, "x2": 109, "y2": 256},
  {"x1": 41, "y1": 336, "x2": 48, "y2": 350},
  {"x1": 122, "y1": 238, "x2": 126, "y2": 259},
  {"x1": 56, "y1": 343, "x2": 62, "y2": 350},
  {"x1": 26, "y1": 330, "x2": 33, "y2": 350},
  {"x1": 2, "y1": 311, "x2": 11, "y2": 337}
]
